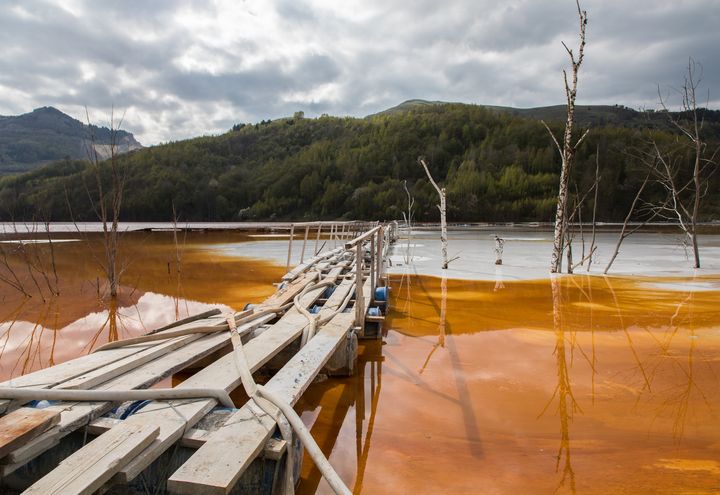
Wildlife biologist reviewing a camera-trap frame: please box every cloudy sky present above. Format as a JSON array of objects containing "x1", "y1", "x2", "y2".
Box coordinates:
[{"x1": 1, "y1": 0, "x2": 718, "y2": 144}]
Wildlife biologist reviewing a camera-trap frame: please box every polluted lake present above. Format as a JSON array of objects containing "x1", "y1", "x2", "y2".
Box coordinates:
[{"x1": 0, "y1": 225, "x2": 718, "y2": 494}]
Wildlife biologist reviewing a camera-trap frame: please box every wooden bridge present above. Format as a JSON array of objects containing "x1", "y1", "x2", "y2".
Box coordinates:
[{"x1": 0, "y1": 223, "x2": 396, "y2": 494}]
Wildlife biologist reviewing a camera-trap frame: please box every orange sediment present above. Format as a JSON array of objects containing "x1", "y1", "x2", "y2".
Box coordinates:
[
  {"x1": 0, "y1": 232, "x2": 285, "y2": 381},
  {"x1": 296, "y1": 273, "x2": 720, "y2": 495},
  {"x1": 2, "y1": 232, "x2": 720, "y2": 494}
]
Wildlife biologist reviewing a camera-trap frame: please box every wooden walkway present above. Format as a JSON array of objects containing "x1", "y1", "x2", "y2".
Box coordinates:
[{"x1": 0, "y1": 224, "x2": 395, "y2": 494}]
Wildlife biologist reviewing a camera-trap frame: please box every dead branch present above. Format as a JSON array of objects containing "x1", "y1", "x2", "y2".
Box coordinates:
[
  {"x1": 418, "y1": 157, "x2": 450, "y2": 269},
  {"x1": 548, "y1": 0, "x2": 589, "y2": 274}
]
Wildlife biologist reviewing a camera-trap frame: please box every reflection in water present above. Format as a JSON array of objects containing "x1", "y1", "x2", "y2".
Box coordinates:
[
  {"x1": 545, "y1": 277, "x2": 578, "y2": 494},
  {"x1": 352, "y1": 343, "x2": 382, "y2": 493},
  {"x1": 296, "y1": 273, "x2": 720, "y2": 495},
  {"x1": 296, "y1": 341, "x2": 384, "y2": 495},
  {"x1": 0, "y1": 232, "x2": 284, "y2": 382},
  {"x1": 3, "y1": 233, "x2": 720, "y2": 494}
]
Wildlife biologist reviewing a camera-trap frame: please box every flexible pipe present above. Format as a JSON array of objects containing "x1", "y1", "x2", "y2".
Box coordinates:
[
  {"x1": 0, "y1": 387, "x2": 235, "y2": 408},
  {"x1": 227, "y1": 303, "x2": 353, "y2": 495},
  {"x1": 296, "y1": 279, "x2": 336, "y2": 347},
  {"x1": 93, "y1": 304, "x2": 291, "y2": 353},
  {"x1": 255, "y1": 385, "x2": 352, "y2": 495}
]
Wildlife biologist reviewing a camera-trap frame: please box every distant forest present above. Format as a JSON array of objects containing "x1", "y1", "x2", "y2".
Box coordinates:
[{"x1": 0, "y1": 102, "x2": 719, "y2": 223}]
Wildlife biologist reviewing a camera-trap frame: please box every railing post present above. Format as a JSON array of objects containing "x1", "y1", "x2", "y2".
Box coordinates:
[
  {"x1": 300, "y1": 225, "x2": 309, "y2": 263},
  {"x1": 355, "y1": 244, "x2": 364, "y2": 328},
  {"x1": 370, "y1": 234, "x2": 376, "y2": 297},
  {"x1": 376, "y1": 226, "x2": 383, "y2": 287},
  {"x1": 286, "y1": 224, "x2": 294, "y2": 271},
  {"x1": 314, "y1": 222, "x2": 322, "y2": 255}
]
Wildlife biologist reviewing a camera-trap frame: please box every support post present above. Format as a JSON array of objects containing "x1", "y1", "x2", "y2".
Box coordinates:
[
  {"x1": 354, "y1": 244, "x2": 364, "y2": 329},
  {"x1": 370, "y1": 235, "x2": 376, "y2": 297},
  {"x1": 376, "y1": 226, "x2": 384, "y2": 286},
  {"x1": 314, "y1": 223, "x2": 322, "y2": 255},
  {"x1": 286, "y1": 224, "x2": 294, "y2": 271},
  {"x1": 300, "y1": 225, "x2": 309, "y2": 263}
]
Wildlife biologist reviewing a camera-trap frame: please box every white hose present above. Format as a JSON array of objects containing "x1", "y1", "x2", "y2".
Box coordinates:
[
  {"x1": 0, "y1": 387, "x2": 235, "y2": 408},
  {"x1": 255, "y1": 385, "x2": 352, "y2": 495},
  {"x1": 227, "y1": 310, "x2": 353, "y2": 495},
  {"x1": 93, "y1": 304, "x2": 291, "y2": 353},
  {"x1": 296, "y1": 278, "x2": 334, "y2": 347}
]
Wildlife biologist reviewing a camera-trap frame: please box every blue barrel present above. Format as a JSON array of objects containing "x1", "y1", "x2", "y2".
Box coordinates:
[
  {"x1": 368, "y1": 307, "x2": 382, "y2": 317},
  {"x1": 374, "y1": 286, "x2": 389, "y2": 302}
]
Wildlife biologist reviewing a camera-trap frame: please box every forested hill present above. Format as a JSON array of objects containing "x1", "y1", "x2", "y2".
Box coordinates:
[
  {"x1": 0, "y1": 107, "x2": 142, "y2": 175},
  {"x1": 0, "y1": 102, "x2": 718, "y2": 223}
]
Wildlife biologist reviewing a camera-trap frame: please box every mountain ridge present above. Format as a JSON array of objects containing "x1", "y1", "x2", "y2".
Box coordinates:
[
  {"x1": 0, "y1": 106, "x2": 142, "y2": 175},
  {"x1": 1, "y1": 101, "x2": 718, "y2": 223},
  {"x1": 368, "y1": 99, "x2": 685, "y2": 128}
]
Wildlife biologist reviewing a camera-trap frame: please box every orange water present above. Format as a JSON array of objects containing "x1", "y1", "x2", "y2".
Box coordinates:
[
  {"x1": 0, "y1": 232, "x2": 284, "y2": 380},
  {"x1": 296, "y1": 273, "x2": 720, "y2": 494},
  {"x1": 2, "y1": 234, "x2": 719, "y2": 494}
]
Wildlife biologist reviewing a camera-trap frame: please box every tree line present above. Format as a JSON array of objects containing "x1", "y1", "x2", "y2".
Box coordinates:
[{"x1": 0, "y1": 102, "x2": 718, "y2": 224}]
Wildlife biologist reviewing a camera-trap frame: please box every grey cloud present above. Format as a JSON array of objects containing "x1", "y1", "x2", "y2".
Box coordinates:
[{"x1": 0, "y1": 0, "x2": 718, "y2": 143}]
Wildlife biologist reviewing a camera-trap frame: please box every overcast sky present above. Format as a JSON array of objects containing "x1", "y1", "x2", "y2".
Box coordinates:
[{"x1": 1, "y1": 0, "x2": 718, "y2": 145}]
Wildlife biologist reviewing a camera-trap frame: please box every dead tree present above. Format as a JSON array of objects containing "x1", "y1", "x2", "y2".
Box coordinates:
[
  {"x1": 586, "y1": 148, "x2": 600, "y2": 272},
  {"x1": 604, "y1": 170, "x2": 658, "y2": 274},
  {"x1": 401, "y1": 180, "x2": 415, "y2": 264},
  {"x1": 652, "y1": 59, "x2": 718, "y2": 269},
  {"x1": 84, "y1": 107, "x2": 127, "y2": 298},
  {"x1": 418, "y1": 157, "x2": 449, "y2": 269},
  {"x1": 494, "y1": 234, "x2": 505, "y2": 265},
  {"x1": 543, "y1": 0, "x2": 589, "y2": 273}
]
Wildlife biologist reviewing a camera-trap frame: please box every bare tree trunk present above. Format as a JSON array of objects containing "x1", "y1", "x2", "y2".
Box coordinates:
[
  {"x1": 587, "y1": 149, "x2": 600, "y2": 271},
  {"x1": 439, "y1": 192, "x2": 448, "y2": 269},
  {"x1": 84, "y1": 106, "x2": 126, "y2": 299},
  {"x1": 418, "y1": 157, "x2": 449, "y2": 269},
  {"x1": 545, "y1": 0, "x2": 589, "y2": 274},
  {"x1": 654, "y1": 58, "x2": 718, "y2": 269},
  {"x1": 604, "y1": 171, "x2": 654, "y2": 274},
  {"x1": 402, "y1": 180, "x2": 415, "y2": 264},
  {"x1": 691, "y1": 127, "x2": 702, "y2": 269}
]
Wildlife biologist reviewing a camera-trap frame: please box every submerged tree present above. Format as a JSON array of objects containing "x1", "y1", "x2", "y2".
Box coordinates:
[
  {"x1": 649, "y1": 59, "x2": 718, "y2": 269},
  {"x1": 401, "y1": 180, "x2": 416, "y2": 264},
  {"x1": 544, "y1": 0, "x2": 589, "y2": 274},
  {"x1": 83, "y1": 107, "x2": 128, "y2": 298},
  {"x1": 418, "y1": 156, "x2": 449, "y2": 269}
]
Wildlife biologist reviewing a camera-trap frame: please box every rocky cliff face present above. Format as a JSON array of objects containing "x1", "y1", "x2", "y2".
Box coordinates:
[{"x1": 0, "y1": 106, "x2": 143, "y2": 174}]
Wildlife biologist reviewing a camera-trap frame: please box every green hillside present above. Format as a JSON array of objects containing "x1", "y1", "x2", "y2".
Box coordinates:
[
  {"x1": 0, "y1": 102, "x2": 718, "y2": 223},
  {"x1": 377, "y1": 99, "x2": 692, "y2": 128}
]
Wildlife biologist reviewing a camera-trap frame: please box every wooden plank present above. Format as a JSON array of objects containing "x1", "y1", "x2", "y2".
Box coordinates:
[
  {"x1": 261, "y1": 271, "x2": 317, "y2": 309},
  {"x1": 23, "y1": 423, "x2": 159, "y2": 495},
  {"x1": 0, "y1": 408, "x2": 60, "y2": 459},
  {"x1": 86, "y1": 417, "x2": 286, "y2": 457},
  {"x1": 5, "y1": 312, "x2": 270, "y2": 465},
  {"x1": 282, "y1": 247, "x2": 342, "y2": 281},
  {"x1": 111, "y1": 265, "x2": 350, "y2": 484},
  {"x1": 166, "y1": 279, "x2": 368, "y2": 495},
  {"x1": 0, "y1": 311, "x2": 263, "y2": 473},
  {"x1": 1, "y1": 327, "x2": 241, "y2": 469},
  {"x1": 344, "y1": 226, "x2": 381, "y2": 249},
  {"x1": 57, "y1": 333, "x2": 205, "y2": 390},
  {"x1": 147, "y1": 308, "x2": 222, "y2": 335},
  {"x1": 0, "y1": 315, "x2": 225, "y2": 414}
]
